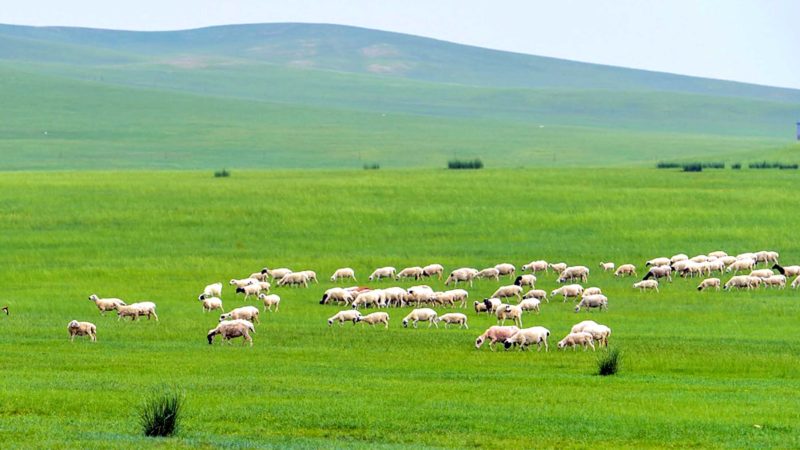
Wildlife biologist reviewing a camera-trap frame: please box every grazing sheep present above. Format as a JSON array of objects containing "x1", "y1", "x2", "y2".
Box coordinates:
[
  {"x1": 476, "y1": 267, "x2": 500, "y2": 280},
  {"x1": 258, "y1": 281, "x2": 271, "y2": 293},
  {"x1": 582, "y1": 287, "x2": 602, "y2": 297},
  {"x1": 518, "y1": 298, "x2": 541, "y2": 314},
  {"x1": 356, "y1": 312, "x2": 390, "y2": 328},
  {"x1": 575, "y1": 295, "x2": 608, "y2": 313},
  {"x1": 495, "y1": 263, "x2": 516, "y2": 279},
  {"x1": 582, "y1": 324, "x2": 612, "y2": 347},
  {"x1": 675, "y1": 261, "x2": 703, "y2": 278},
  {"x1": 207, "y1": 319, "x2": 254, "y2": 346},
  {"x1": 646, "y1": 257, "x2": 671, "y2": 267},
  {"x1": 514, "y1": 274, "x2": 537, "y2": 288},
  {"x1": 258, "y1": 293, "x2": 281, "y2": 312},
  {"x1": 422, "y1": 263, "x2": 444, "y2": 280},
  {"x1": 697, "y1": 278, "x2": 721, "y2": 291},
  {"x1": 330, "y1": 267, "x2": 357, "y2": 282},
  {"x1": 474, "y1": 300, "x2": 489, "y2": 314},
  {"x1": 445, "y1": 268, "x2": 478, "y2": 287},
  {"x1": 557, "y1": 332, "x2": 596, "y2": 351},
  {"x1": 690, "y1": 254, "x2": 710, "y2": 263},
  {"x1": 328, "y1": 310, "x2": 362, "y2": 326},
  {"x1": 248, "y1": 271, "x2": 268, "y2": 282},
  {"x1": 750, "y1": 269, "x2": 775, "y2": 279},
  {"x1": 369, "y1": 266, "x2": 397, "y2": 281},
  {"x1": 220, "y1": 306, "x2": 259, "y2": 324},
  {"x1": 441, "y1": 289, "x2": 469, "y2": 308},
  {"x1": 523, "y1": 289, "x2": 548, "y2": 302},
  {"x1": 792, "y1": 276, "x2": 800, "y2": 289},
  {"x1": 735, "y1": 252, "x2": 757, "y2": 261},
  {"x1": 382, "y1": 287, "x2": 409, "y2": 307},
  {"x1": 277, "y1": 272, "x2": 309, "y2": 288},
  {"x1": 773, "y1": 264, "x2": 800, "y2": 277},
  {"x1": 67, "y1": 320, "x2": 97, "y2": 342},
  {"x1": 747, "y1": 276, "x2": 764, "y2": 289},
  {"x1": 299, "y1": 270, "x2": 318, "y2": 284},
  {"x1": 633, "y1": 280, "x2": 659, "y2": 292},
  {"x1": 726, "y1": 258, "x2": 756, "y2": 274},
  {"x1": 481, "y1": 298, "x2": 502, "y2": 314},
  {"x1": 670, "y1": 254, "x2": 689, "y2": 263},
  {"x1": 199, "y1": 296, "x2": 224, "y2": 313},
  {"x1": 396, "y1": 266, "x2": 425, "y2": 280},
  {"x1": 198, "y1": 282, "x2": 223, "y2": 300},
  {"x1": 702, "y1": 260, "x2": 726, "y2": 275},
  {"x1": 431, "y1": 292, "x2": 454, "y2": 307},
  {"x1": 402, "y1": 308, "x2": 438, "y2": 328},
  {"x1": 496, "y1": 304, "x2": 523, "y2": 327},
  {"x1": 503, "y1": 326, "x2": 550, "y2": 351},
  {"x1": 229, "y1": 278, "x2": 259, "y2": 288},
  {"x1": 755, "y1": 250, "x2": 779, "y2": 265},
  {"x1": 718, "y1": 256, "x2": 737, "y2": 266},
  {"x1": 614, "y1": 264, "x2": 637, "y2": 277},
  {"x1": 475, "y1": 326, "x2": 520, "y2": 351},
  {"x1": 599, "y1": 262, "x2": 615, "y2": 272},
  {"x1": 491, "y1": 285, "x2": 523, "y2": 302},
  {"x1": 320, "y1": 287, "x2": 355, "y2": 305},
  {"x1": 570, "y1": 320, "x2": 599, "y2": 334},
  {"x1": 557, "y1": 266, "x2": 590, "y2": 283},
  {"x1": 643, "y1": 265, "x2": 672, "y2": 282},
  {"x1": 724, "y1": 275, "x2": 757, "y2": 290},
  {"x1": 522, "y1": 260, "x2": 549, "y2": 273},
  {"x1": 763, "y1": 275, "x2": 786, "y2": 289},
  {"x1": 406, "y1": 285, "x2": 436, "y2": 306},
  {"x1": 548, "y1": 262, "x2": 568, "y2": 274},
  {"x1": 352, "y1": 290, "x2": 385, "y2": 309},
  {"x1": 117, "y1": 302, "x2": 158, "y2": 321},
  {"x1": 235, "y1": 283, "x2": 262, "y2": 302},
  {"x1": 550, "y1": 284, "x2": 584, "y2": 302},
  {"x1": 88, "y1": 294, "x2": 126, "y2": 315},
  {"x1": 436, "y1": 313, "x2": 468, "y2": 329},
  {"x1": 263, "y1": 267, "x2": 292, "y2": 281},
  {"x1": 708, "y1": 251, "x2": 728, "y2": 258}
]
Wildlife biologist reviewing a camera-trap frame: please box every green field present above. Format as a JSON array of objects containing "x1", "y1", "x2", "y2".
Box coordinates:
[{"x1": 1, "y1": 169, "x2": 799, "y2": 448}]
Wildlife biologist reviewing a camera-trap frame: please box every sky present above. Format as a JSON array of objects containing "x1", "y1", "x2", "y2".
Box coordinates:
[{"x1": 1, "y1": 0, "x2": 798, "y2": 89}]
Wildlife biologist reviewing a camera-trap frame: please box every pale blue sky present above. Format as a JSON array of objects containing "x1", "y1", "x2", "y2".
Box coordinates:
[{"x1": 2, "y1": 0, "x2": 798, "y2": 89}]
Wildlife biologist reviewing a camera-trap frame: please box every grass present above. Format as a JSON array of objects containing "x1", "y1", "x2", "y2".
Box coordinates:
[
  {"x1": 597, "y1": 347, "x2": 622, "y2": 376},
  {"x1": 139, "y1": 387, "x2": 183, "y2": 437},
  {"x1": 0, "y1": 168, "x2": 799, "y2": 448}
]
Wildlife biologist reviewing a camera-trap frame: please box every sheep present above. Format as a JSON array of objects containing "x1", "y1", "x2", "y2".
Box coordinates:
[
  {"x1": 475, "y1": 326, "x2": 520, "y2": 351},
  {"x1": 229, "y1": 278, "x2": 259, "y2": 288},
  {"x1": 517, "y1": 298, "x2": 541, "y2": 314},
  {"x1": 382, "y1": 287, "x2": 409, "y2": 307},
  {"x1": 575, "y1": 295, "x2": 608, "y2": 313},
  {"x1": 690, "y1": 254, "x2": 710, "y2": 263},
  {"x1": 352, "y1": 290, "x2": 385, "y2": 309},
  {"x1": 396, "y1": 266, "x2": 425, "y2": 281},
  {"x1": 422, "y1": 263, "x2": 444, "y2": 280},
  {"x1": 277, "y1": 272, "x2": 309, "y2": 288},
  {"x1": 599, "y1": 262, "x2": 615, "y2": 272},
  {"x1": 670, "y1": 254, "x2": 689, "y2": 263},
  {"x1": 755, "y1": 250, "x2": 779, "y2": 265},
  {"x1": 557, "y1": 266, "x2": 590, "y2": 283},
  {"x1": 440, "y1": 289, "x2": 469, "y2": 308},
  {"x1": 198, "y1": 282, "x2": 223, "y2": 300},
  {"x1": 494, "y1": 263, "x2": 516, "y2": 279},
  {"x1": 726, "y1": 258, "x2": 756, "y2": 274},
  {"x1": 402, "y1": 308, "x2": 438, "y2": 328},
  {"x1": 406, "y1": 285, "x2": 435, "y2": 306},
  {"x1": 583, "y1": 324, "x2": 612, "y2": 347},
  {"x1": 435, "y1": 313, "x2": 468, "y2": 329},
  {"x1": 646, "y1": 257, "x2": 671, "y2": 267},
  {"x1": 643, "y1": 265, "x2": 672, "y2": 282},
  {"x1": 481, "y1": 297, "x2": 502, "y2": 314},
  {"x1": 1, "y1": 306, "x2": 7, "y2": 315},
  {"x1": 235, "y1": 283, "x2": 262, "y2": 302},
  {"x1": 550, "y1": 284, "x2": 584, "y2": 302},
  {"x1": 772, "y1": 264, "x2": 800, "y2": 277},
  {"x1": 67, "y1": 320, "x2": 97, "y2": 342},
  {"x1": 299, "y1": 270, "x2": 318, "y2": 284},
  {"x1": 633, "y1": 280, "x2": 659, "y2": 292},
  {"x1": 368, "y1": 266, "x2": 397, "y2": 281},
  {"x1": 582, "y1": 287, "x2": 602, "y2": 297},
  {"x1": 258, "y1": 281, "x2": 271, "y2": 293},
  {"x1": 258, "y1": 293, "x2": 281, "y2": 312},
  {"x1": 220, "y1": 306, "x2": 259, "y2": 324},
  {"x1": 523, "y1": 289, "x2": 548, "y2": 302},
  {"x1": 514, "y1": 274, "x2": 537, "y2": 288},
  {"x1": 735, "y1": 252, "x2": 757, "y2": 261},
  {"x1": 696, "y1": 278, "x2": 721, "y2": 291},
  {"x1": 491, "y1": 285, "x2": 523, "y2": 302},
  {"x1": 763, "y1": 275, "x2": 786, "y2": 289},
  {"x1": 792, "y1": 276, "x2": 800, "y2": 289},
  {"x1": 749, "y1": 269, "x2": 775, "y2": 279},
  {"x1": 724, "y1": 275, "x2": 756, "y2": 290},
  {"x1": 88, "y1": 294, "x2": 126, "y2": 315},
  {"x1": 320, "y1": 287, "x2": 355, "y2": 305},
  {"x1": 708, "y1": 251, "x2": 728, "y2": 258},
  {"x1": 474, "y1": 300, "x2": 489, "y2": 314},
  {"x1": 476, "y1": 267, "x2": 500, "y2": 280},
  {"x1": 330, "y1": 267, "x2": 357, "y2": 282},
  {"x1": 356, "y1": 312, "x2": 390, "y2": 328},
  {"x1": 248, "y1": 271, "x2": 268, "y2": 282},
  {"x1": 496, "y1": 304, "x2": 523, "y2": 327},
  {"x1": 747, "y1": 276, "x2": 764, "y2": 289},
  {"x1": 702, "y1": 259, "x2": 726, "y2": 275},
  {"x1": 503, "y1": 326, "x2": 550, "y2": 351},
  {"x1": 207, "y1": 320, "x2": 254, "y2": 346},
  {"x1": 199, "y1": 296, "x2": 224, "y2": 312},
  {"x1": 675, "y1": 261, "x2": 703, "y2": 278},
  {"x1": 557, "y1": 332, "x2": 596, "y2": 351},
  {"x1": 570, "y1": 320, "x2": 599, "y2": 334},
  {"x1": 522, "y1": 260, "x2": 549, "y2": 273},
  {"x1": 117, "y1": 302, "x2": 158, "y2": 321},
  {"x1": 614, "y1": 264, "x2": 637, "y2": 277},
  {"x1": 263, "y1": 267, "x2": 292, "y2": 281},
  {"x1": 327, "y1": 310, "x2": 362, "y2": 326},
  {"x1": 718, "y1": 256, "x2": 737, "y2": 266},
  {"x1": 548, "y1": 262, "x2": 568, "y2": 274}
]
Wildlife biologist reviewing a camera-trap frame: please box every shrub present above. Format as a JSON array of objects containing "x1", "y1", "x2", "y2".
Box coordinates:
[
  {"x1": 682, "y1": 164, "x2": 702, "y2": 172},
  {"x1": 656, "y1": 162, "x2": 681, "y2": 169},
  {"x1": 363, "y1": 163, "x2": 380, "y2": 170},
  {"x1": 139, "y1": 388, "x2": 183, "y2": 437},
  {"x1": 747, "y1": 161, "x2": 798, "y2": 169},
  {"x1": 596, "y1": 348, "x2": 621, "y2": 376},
  {"x1": 657, "y1": 161, "x2": 724, "y2": 170},
  {"x1": 448, "y1": 158, "x2": 484, "y2": 170},
  {"x1": 731, "y1": 163, "x2": 741, "y2": 170},
  {"x1": 214, "y1": 169, "x2": 230, "y2": 178}
]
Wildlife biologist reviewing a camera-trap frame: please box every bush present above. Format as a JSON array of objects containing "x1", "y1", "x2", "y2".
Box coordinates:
[
  {"x1": 448, "y1": 158, "x2": 484, "y2": 170},
  {"x1": 596, "y1": 348, "x2": 621, "y2": 376},
  {"x1": 139, "y1": 388, "x2": 183, "y2": 437},
  {"x1": 657, "y1": 161, "x2": 724, "y2": 170},
  {"x1": 731, "y1": 163, "x2": 741, "y2": 170},
  {"x1": 682, "y1": 164, "x2": 702, "y2": 172},
  {"x1": 748, "y1": 161, "x2": 798, "y2": 169},
  {"x1": 214, "y1": 169, "x2": 230, "y2": 178},
  {"x1": 363, "y1": 163, "x2": 380, "y2": 170},
  {"x1": 656, "y1": 161, "x2": 681, "y2": 169}
]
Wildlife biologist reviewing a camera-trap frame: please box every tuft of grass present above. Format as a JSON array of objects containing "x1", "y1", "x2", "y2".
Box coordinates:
[
  {"x1": 362, "y1": 162, "x2": 380, "y2": 170},
  {"x1": 731, "y1": 162, "x2": 742, "y2": 170},
  {"x1": 596, "y1": 348, "x2": 621, "y2": 376},
  {"x1": 214, "y1": 169, "x2": 230, "y2": 178},
  {"x1": 448, "y1": 158, "x2": 484, "y2": 169},
  {"x1": 139, "y1": 388, "x2": 183, "y2": 437}
]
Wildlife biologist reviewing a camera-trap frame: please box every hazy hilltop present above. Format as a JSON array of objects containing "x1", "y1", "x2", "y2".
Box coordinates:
[{"x1": 1, "y1": 22, "x2": 798, "y2": 170}]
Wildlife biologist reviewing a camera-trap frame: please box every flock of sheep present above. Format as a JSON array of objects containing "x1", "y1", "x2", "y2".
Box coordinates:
[{"x1": 66, "y1": 249, "x2": 794, "y2": 349}]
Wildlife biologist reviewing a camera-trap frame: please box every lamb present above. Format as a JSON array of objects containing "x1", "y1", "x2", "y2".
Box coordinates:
[
  {"x1": 235, "y1": 283, "x2": 262, "y2": 302},
  {"x1": 582, "y1": 324, "x2": 612, "y2": 347},
  {"x1": 495, "y1": 263, "x2": 516, "y2": 279},
  {"x1": 263, "y1": 267, "x2": 292, "y2": 281},
  {"x1": 696, "y1": 278, "x2": 721, "y2": 291},
  {"x1": 476, "y1": 268, "x2": 500, "y2": 280},
  {"x1": 548, "y1": 262, "x2": 568, "y2": 274},
  {"x1": 277, "y1": 272, "x2": 309, "y2": 288},
  {"x1": 496, "y1": 304, "x2": 523, "y2": 327},
  {"x1": 229, "y1": 278, "x2": 259, "y2": 288},
  {"x1": 503, "y1": 326, "x2": 550, "y2": 351},
  {"x1": 646, "y1": 257, "x2": 671, "y2": 267},
  {"x1": 724, "y1": 275, "x2": 756, "y2": 290},
  {"x1": 199, "y1": 296, "x2": 224, "y2": 313},
  {"x1": 320, "y1": 287, "x2": 355, "y2": 305},
  {"x1": 614, "y1": 264, "x2": 637, "y2": 277},
  {"x1": 327, "y1": 310, "x2": 362, "y2": 326},
  {"x1": 726, "y1": 258, "x2": 756, "y2": 274},
  {"x1": 220, "y1": 306, "x2": 259, "y2": 324},
  {"x1": 557, "y1": 332, "x2": 596, "y2": 351},
  {"x1": 475, "y1": 326, "x2": 520, "y2": 351},
  {"x1": 599, "y1": 262, "x2": 615, "y2": 272},
  {"x1": 67, "y1": 320, "x2": 97, "y2": 342},
  {"x1": 773, "y1": 264, "x2": 800, "y2": 277},
  {"x1": 352, "y1": 290, "x2": 385, "y2": 309},
  {"x1": 762, "y1": 275, "x2": 786, "y2": 289},
  {"x1": 396, "y1": 266, "x2": 425, "y2": 280},
  {"x1": 582, "y1": 287, "x2": 602, "y2": 297},
  {"x1": 491, "y1": 285, "x2": 523, "y2": 302},
  {"x1": 575, "y1": 295, "x2": 608, "y2": 313},
  {"x1": 402, "y1": 308, "x2": 438, "y2": 328},
  {"x1": 356, "y1": 312, "x2": 390, "y2": 328},
  {"x1": 517, "y1": 298, "x2": 541, "y2": 314},
  {"x1": 550, "y1": 284, "x2": 584, "y2": 302},
  {"x1": 88, "y1": 294, "x2": 126, "y2": 315},
  {"x1": 792, "y1": 276, "x2": 800, "y2": 289},
  {"x1": 406, "y1": 285, "x2": 435, "y2": 306},
  {"x1": 557, "y1": 266, "x2": 590, "y2": 283},
  {"x1": 570, "y1": 320, "x2": 598, "y2": 334},
  {"x1": 422, "y1": 263, "x2": 444, "y2": 280},
  {"x1": 435, "y1": 313, "x2": 468, "y2": 329},
  {"x1": 514, "y1": 274, "x2": 537, "y2": 288},
  {"x1": 522, "y1": 260, "x2": 549, "y2": 273},
  {"x1": 198, "y1": 282, "x2": 223, "y2": 300},
  {"x1": 633, "y1": 280, "x2": 659, "y2": 292},
  {"x1": 749, "y1": 269, "x2": 775, "y2": 279},
  {"x1": 299, "y1": 270, "x2": 318, "y2": 284},
  {"x1": 117, "y1": 302, "x2": 158, "y2": 321},
  {"x1": 368, "y1": 266, "x2": 397, "y2": 281},
  {"x1": 330, "y1": 267, "x2": 357, "y2": 282},
  {"x1": 643, "y1": 265, "x2": 672, "y2": 282},
  {"x1": 523, "y1": 289, "x2": 548, "y2": 302},
  {"x1": 207, "y1": 319, "x2": 255, "y2": 346},
  {"x1": 382, "y1": 287, "x2": 409, "y2": 307},
  {"x1": 257, "y1": 293, "x2": 281, "y2": 312},
  {"x1": 445, "y1": 268, "x2": 478, "y2": 287}
]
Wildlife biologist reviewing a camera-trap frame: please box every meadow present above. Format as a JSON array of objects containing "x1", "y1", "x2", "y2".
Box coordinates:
[{"x1": 1, "y1": 168, "x2": 799, "y2": 448}]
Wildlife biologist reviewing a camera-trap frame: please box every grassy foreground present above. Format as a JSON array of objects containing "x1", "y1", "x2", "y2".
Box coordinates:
[{"x1": 0, "y1": 168, "x2": 799, "y2": 448}]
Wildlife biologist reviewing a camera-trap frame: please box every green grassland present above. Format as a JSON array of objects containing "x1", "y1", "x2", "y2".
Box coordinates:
[{"x1": 1, "y1": 169, "x2": 799, "y2": 448}]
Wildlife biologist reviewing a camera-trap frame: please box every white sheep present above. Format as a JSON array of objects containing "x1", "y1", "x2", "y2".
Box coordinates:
[
  {"x1": 320, "y1": 287, "x2": 355, "y2": 305},
  {"x1": 755, "y1": 250, "x2": 779, "y2": 265},
  {"x1": 749, "y1": 269, "x2": 775, "y2": 279},
  {"x1": 248, "y1": 271, "x2": 268, "y2": 282},
  {"x1": 235, "y1": 283, "x2": 262, "y2": 302},
  {"x1": 369, "y1": 266, "x2": 397, "y2": 281},
  {"x1": 599, "y1": 262, "x2": 615, "y2": 272},
  {"x1": 422, "y1": 263, "x2": 445, "y2": 280},
  {"x1": 406, "y1": 285, "x2": 435, "y2": 306},
  {"x1": 299, "y1": 270, "x2": 318, "y2": 284},
  {"x1": 198, "y1": 282, "x2": 223, "y2": 300},
  {"x1": 476, "y1": 267, "x2": 500, "y2": 280},
  {"x1": 690, "y1": 254, "x2": 710, "y2": 263},
  {"x1": 792, "y1": 276, "x2": 800, "y2": 289},
  {"x1": 330, "y1": 267, "x2": 357, "y2": 282},
  {"x1": 356, "y1": 312, "x2": 390, "y2": 328},
  {"x1": 263, "y1": 267, "x2": 292, "y2": 281},
  {"x1": 723, "y1": 275, "x2": 756, "y2": 290},
  {"x1": 117, "y1": 302, "x2": 158, "y2": 321},
  {"x1": 382, "y1": 287, "x2": 408, "y2": 307},
  {"x1": 557, "y1": 331, "x2": 596, "y2": 351},
  {"x1": 614, "y1": 264, "x2": 637, "y2": 277},
  {"x1": 582, "y1": 324, "x2": 612, "y2": 347},
  {"x1": 762, "y1": 275, "x2": 786, "y2": 289},
  {"x1": 220, "y1": 306, "x2": 259, "y2": 324},
  {"x1": 258, "y1": 281, "x2": 271, "y2": 293},
  {"x1": 352, "y1": 290, "x2": 385, "y2": 309},
  {"x1": 435, "y1": 313, "x2": 468, "y2": 329},
  {"x1": 670, "y1": 254, "x2": 689, "y2": 263},
  {"x1": 522, "y1": 260, "x2": 549, "y2": 273},
  {"x1": 67, "y1": 320, "x2": 97, "y2": 342},
  {"x1": 277, "y1": 272, "x2": 309, "y2": 288},
  {"x1": 496, "y1": 304, "x2": 523, "y2": 327},
  {"x1": 402, "y1": 308, "x2": 438, "y2": 328},
  {"x1": 643, "y1": 265, "x2": 672, "y2": 282},
  {"x1": 773, "y1": 264, "x2": 800, "y2": 277},
  {"x1": 503, "y1": 326, "x2": 549, "y2": 351},
  {"x1": 328, "y1": 310, "x2": 362, "y2": 326},
  {"x1": 523, "y1": 289, "x2": 548, "y2": 302},
  {"x1": 582, "y1": 287, "x2": 602, "y2": 297},
  {"x1": 646, "y1": 257, "x2": 671, "y2": 267},
  {"x1": 441, "y1": 289, "x2": 469, "y2": 308},
  {"x1": 518, "y1": 298, "x2": 541, "y2": 314},
  {"x1": 229, "y1": 278, "x2": 259, "y2": 288},
  {"x1": 633, "y1": 280, "x2": 659, "y2": 292},
  {"x1": 708, "y1": 251, "x2": 728, "y2": 258},
  {"x1": 494, "y1": 263, "x2": 516, "y2": 279},
  {"x1": 514, "y1": 274, "x2": 537, "y2": 288},
  {"x1": 396, "y1": 266, "x2": 424, "y2": 280},
  {"x1": 199, "y1": 296, "x2": 224, "y2": 313},
  {"x1": 88, "y1": 294, "x2": 126, "y2": 315},
  {"x1": 570, "y1": 320, "x2": 599, "y2": 334},
  {"x1": 475, "y1": 326, "x2": 520, "y2": 351},
  {"x1": 557, "y1": 266, "x2": 590, "y2": 283},
  {"x1": 696, "y1": 278, "x2": 721, "y2": 291},
  {"x1": 491, "y1": 285, "x2": 523, "y2": 302},
  {"x1": 257, "y1": 293, "x2": 281, "y2": 312},
  {"x1": 548, "y1": 262, "x2": 568, "y2": 274},
  {"x1": 550, "y1": 284, "x2": 584, "y2": 302},
  {"x1": 207, "y1": 319, "x2": 255, "y2": 346},
  {"x1": 726, "y1": 258, "x2": 756, "y2": 274},
  {"x1": 575, "y1": 295, "x2": 607, "y2": 313}
]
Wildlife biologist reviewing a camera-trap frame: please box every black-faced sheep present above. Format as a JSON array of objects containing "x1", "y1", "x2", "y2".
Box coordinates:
[
  {"x1": 503, "y1": 326, "x2": 549, "y2": 351},
  {"x1": 646, "y1": 257, "x2": 671, "y2": 267},
  {"x1": 643, "y1": 265, "x2": 672, "y2": 282},
  {"x1": 320, "y1": 287, "x2": 355, "y2": 305},
  {"x1": 198, "y1": 282, "x2": 223, "y2": 300},
  {"x1": 514, "y1": 274, "x2": 537, "y2": 288},
  {"x1": 235, "y1": 283, "x2": 262, "y2": 302},
  {"x1": 356, "y1": 312, "x2": 390, "y2": 328},
  {"x1": 696, "y1": 278, "x2": 720, "y2": 291},
  {"x1": 328, "y1": 310, "x2": 362, "y2": 326},
  {"x1": 773, "y1": 264, "x2": 800, "y2": 277}
]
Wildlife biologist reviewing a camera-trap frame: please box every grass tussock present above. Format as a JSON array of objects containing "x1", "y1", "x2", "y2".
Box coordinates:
[
  {"x1": 214, "y1": 168, "x2": 231, "y2": 178},
  {"x1": 657, "y1": 161, "x2": 724, "y2": 171},
  {"x1": 596, "y1": 348, "x2": 621, "y2": 376},
  {"x1": 448, "y1": 158, "x2": 484, "y2": 169},
  {"x1": 139, "y1": 388, "x2": 183, "y2": 437},
  {"x1": 748, "y1": 161, "x2": 798, "y2": 169},
  {"x1": 363, "y1": 162, "x2": 380, "y2": 170}
]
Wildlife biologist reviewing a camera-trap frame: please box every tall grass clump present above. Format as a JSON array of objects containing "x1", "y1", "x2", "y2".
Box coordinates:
[
  {"x1": 363, "y1": 162, "x2": 380, "y2": 170},
  {"x1": 596, "y1": 348, "x2": 621, "y2": 376},
  {"x1": 731, "y1": 162, "x2": 741, "y2": 170},
  {"x1": 448, "y1": 158, "x2": 484, "y2": 169},
  {"x1": 682, "y1": 163, "x2": 702, "y2": 172},
  {"x1": 656, "y1": 161, "x2": 681, "y2": 169},
  {"x1": 214, "y1": 168, "x2": 230, "y2": 178},
  {"x1": 748, "y1": 161, "x2": 799, "y2": 169},
  {"x1": 139, "y1": 388, "x2": 183, "y2": 437}
]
